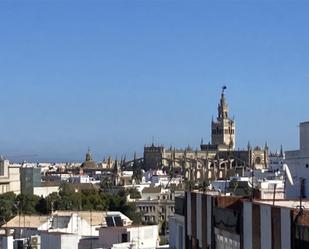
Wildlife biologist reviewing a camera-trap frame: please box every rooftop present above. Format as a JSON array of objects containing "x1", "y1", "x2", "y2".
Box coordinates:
[
  {"x1": 53, "y1": 211, "x2": 107, "y2": 226},
  {"x1": 253, "y1": 199, "x2": 309, "y2": 209},
  {"x1": 300, "y1": 121, "x2": 309, "y2": 126},
  {"x1": 3, "y1": 211, "x2": 110, "y2": 229},
  {"x1": 4, "y1": 215, "x2": 49, "y2": 228}
]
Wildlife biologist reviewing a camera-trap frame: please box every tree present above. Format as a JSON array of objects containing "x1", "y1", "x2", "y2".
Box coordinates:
[
  {"x1": 132, "y1": 166, "x2": 143, "y2": 184},
  {"x1": 59, "y1": 183, "x2": 75, "y2": 196},
  {"x1": 16, "y1": 194, "x2": 40, "y2": 214},
  {"x1": 0, "y1": 184, "x2": 143, "y2": 226},
  {"x1": 100, "y1": 177, "x2": 113, "y2": 190},
  {"x1": 80, "y1": 188, "x2": 108, "y2": 211},
  {"x1": 0, "y1": 192, "x2": 17, "y2": 225},
  {"x1": 56, "y1": 192, "x2": 82, "y2": 211},
  {"x1": 35, "y1": 197, "x2": 48, "y2": 214},
  {"x1": 45, "y1": 192, "x2": 61, "y2": 213},
  {"x1": 107, "y1": 190, "x2": 142, "y2": 225},
  {"x1": 50, "y1": 183, "x2": 83, "y2": 211},
  {"x1": 127, "y1": 188, "x2": 141, "y2": 199},
  {"x1": 123, "y1": 202, "x2": 142, "y2": 225}
]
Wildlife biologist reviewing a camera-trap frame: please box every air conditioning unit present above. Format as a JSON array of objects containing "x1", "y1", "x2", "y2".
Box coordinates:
[{"x1": 30, "y1": 235, "x2": 41, "y2": 249}]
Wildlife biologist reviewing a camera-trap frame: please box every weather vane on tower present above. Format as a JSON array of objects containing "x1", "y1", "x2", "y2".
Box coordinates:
[{"x1": 222, "y1": 85, "x2": 227, "y2": 94}]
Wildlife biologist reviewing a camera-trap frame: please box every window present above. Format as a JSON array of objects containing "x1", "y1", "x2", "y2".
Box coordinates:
[
  {"x1": 121, "y1": 233, "x2": 128, "y2": 242},
  {"x1": 306, "y1": 164, "x2": 309, "y2": 168},
  {"x1": 219, "y1": 171, "x2": 223, "y2": 178}
]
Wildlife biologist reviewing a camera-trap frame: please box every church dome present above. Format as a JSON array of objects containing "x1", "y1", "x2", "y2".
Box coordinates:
[{"x1": 80, "y1": 149, "x2": 98, "y2": 169}]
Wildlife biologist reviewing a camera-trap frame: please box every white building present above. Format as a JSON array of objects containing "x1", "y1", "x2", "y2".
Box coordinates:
[
  {"x1": 4, "y1": 211, "x2": 113, "y2": 237},
  {"x1": 285, "y1": 121, "x2": 309, "y2": 199},
  {"x1": 144, "y1": 170, "x2": 182, "y2": 188},
  {"x1": 98, "y1": 224, "x2": 159, "y2": 249},
  {"x1": 258, "y1": 179, "x2": 285, "y2": 200},
  {"x1": 69, "y1": 174, "x2": 91, "y2": 184},
  {"x1": 33, "y1": 184, "x2": 60, "y2": 198},
  {"x1": 1, "y1": 211, "x2": 158, "y2": 249}
]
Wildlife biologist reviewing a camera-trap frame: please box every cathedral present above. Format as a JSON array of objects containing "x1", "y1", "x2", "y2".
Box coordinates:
[{"x1": 143, "y1": 87, "x2": 268, "y2": 182}]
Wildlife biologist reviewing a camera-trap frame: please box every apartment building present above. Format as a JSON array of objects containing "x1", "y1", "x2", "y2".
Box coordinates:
[
  {"x1": 0, "y1": 157, "x2": 20, "y2": 194},
  {"x1": 170, "y1": 191, "x2": 309, "y2": 249}
]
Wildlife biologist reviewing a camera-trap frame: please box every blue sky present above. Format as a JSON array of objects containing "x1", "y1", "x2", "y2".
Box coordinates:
[{"x1": 0, "y1": 0, "x2": 309, "y2": 162}]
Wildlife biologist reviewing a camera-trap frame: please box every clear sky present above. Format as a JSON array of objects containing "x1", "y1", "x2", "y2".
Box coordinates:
[{"x1": 0, "y1": 0, "x2": 309, "y2": 162}]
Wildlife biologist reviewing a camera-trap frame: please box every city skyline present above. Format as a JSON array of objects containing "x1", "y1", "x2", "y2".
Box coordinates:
[{"x1": 1, "y1": 1, "x2": 309, "y2": 162}]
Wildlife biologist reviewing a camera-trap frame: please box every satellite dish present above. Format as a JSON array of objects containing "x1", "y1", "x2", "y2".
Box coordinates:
[{"x1": 283, "y1": 164, "x2": 294, "y2": 186}]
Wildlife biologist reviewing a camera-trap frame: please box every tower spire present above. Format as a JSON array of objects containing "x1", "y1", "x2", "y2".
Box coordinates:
[
  {"x1": 247, "y1": 141, "x2": 251, "y2": 150},
  {"x1": 218, "y1": 86, "x2": 229, "y2": 120},
  {"x1": 211, "y1": 86, "x2": 235, "y2": 150},
  {"x1": 280, "y1": 144, "x2": 284, "y2": 157},
  {"x1": 86, "y1": 147, "x2": 92, "y2": 161},
  {"x1": 264, "y1": 141, "x2": 269, "y2": 151}
]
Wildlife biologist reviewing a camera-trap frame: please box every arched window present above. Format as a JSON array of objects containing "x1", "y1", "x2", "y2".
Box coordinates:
[
  {"x1": 197, "y1": 171, "x2": 201, "y2": 179},
  {"x1": 219, "y1": 171, "x2": 223, "y2": 179}
]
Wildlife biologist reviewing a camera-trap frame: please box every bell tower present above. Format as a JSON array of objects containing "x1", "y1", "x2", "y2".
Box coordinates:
[{"x1": 211, "y1": 86, "x2": 235, "y2": 150}]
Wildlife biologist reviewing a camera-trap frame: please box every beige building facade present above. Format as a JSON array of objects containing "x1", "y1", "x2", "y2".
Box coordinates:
[{"x1": 0, "y1": 157, "x2": 20, "y2": 194}]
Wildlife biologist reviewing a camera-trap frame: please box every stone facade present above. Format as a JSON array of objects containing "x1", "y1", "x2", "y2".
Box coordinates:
[
  {"x1": 211, "y1": 87, "x2": 235, "y2": 150},
  {"x1": 143, "y1": 88, "x2": 268, "y2": 181}
]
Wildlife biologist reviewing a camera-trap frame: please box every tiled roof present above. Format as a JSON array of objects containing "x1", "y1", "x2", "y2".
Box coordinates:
[{"x1": 4, "y1": 215, "x2": 49, "y2": 228}]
